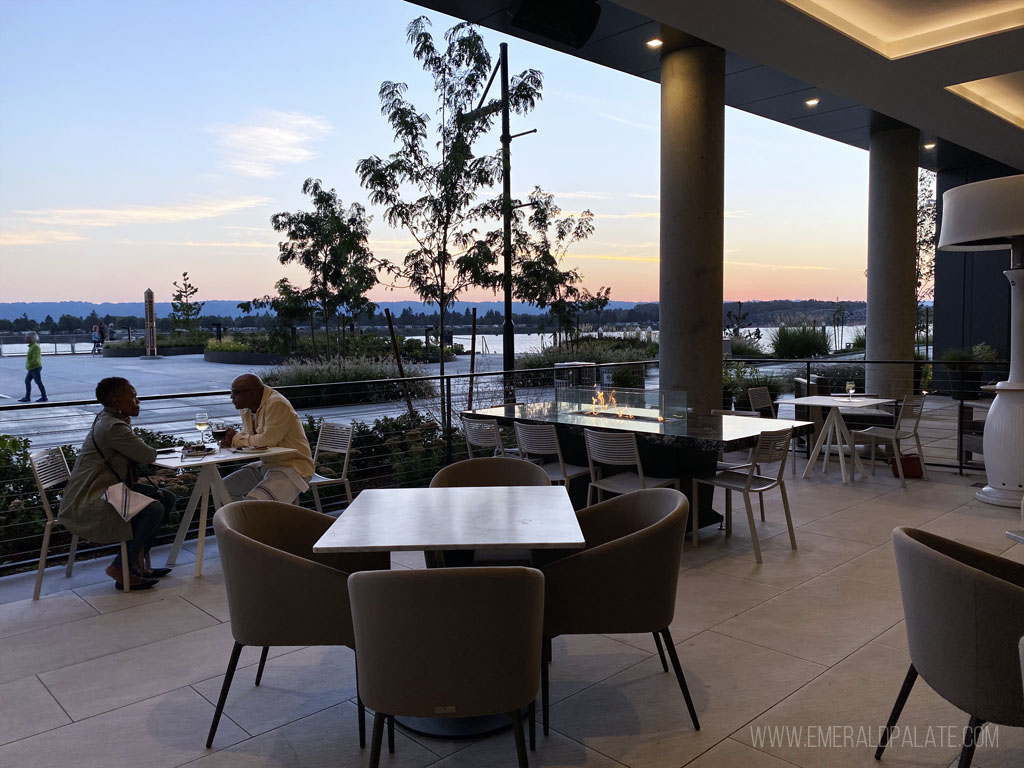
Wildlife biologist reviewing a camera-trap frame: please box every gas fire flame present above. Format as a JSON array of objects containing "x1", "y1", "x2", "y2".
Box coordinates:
[{"x1": 588, "y1": 389, "x2": 634, "y2": 418}]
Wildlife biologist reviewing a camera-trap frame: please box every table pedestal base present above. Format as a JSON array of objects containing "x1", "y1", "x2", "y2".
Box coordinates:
[{"x1": 396, "y1": 713, "x2": 513, "y2": 738}]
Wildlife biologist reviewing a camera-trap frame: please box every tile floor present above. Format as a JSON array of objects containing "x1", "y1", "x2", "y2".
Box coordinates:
[{"x1": 1, "y1": 459, "x2": 1022, "y2": 768}]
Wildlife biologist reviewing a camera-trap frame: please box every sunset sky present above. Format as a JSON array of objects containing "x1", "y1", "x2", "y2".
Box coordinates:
[{"x1": 0, "y1": 0, "x2": 870, "y2": 306}]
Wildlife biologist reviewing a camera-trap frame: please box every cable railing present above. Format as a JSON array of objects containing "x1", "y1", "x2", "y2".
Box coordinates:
[{"x1": 0, "y1": 356, "x2": 1002, "y2": 577}]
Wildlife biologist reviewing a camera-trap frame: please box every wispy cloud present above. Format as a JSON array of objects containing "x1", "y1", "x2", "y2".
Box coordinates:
[
  {"x1": 568, "y1": 252, "x2": 660, "y2": 263},
  {"x1": 592, "y1": 211, "x2": 659, "y2": 220},
  {"x1": 14, "y1": 197, "x2": 269, "y2": 228},
  {"x1": 134, "y1": 240, "x2": 278, "y2": 249},
  {"x1": 596, "y1": 112, "x2": 656, "y2": 131},
  {"x1": 552, "y1": 191, "x2": 610, "y2": 200},
  {"x1": 629, "y1": 193, "x2": 659, "y2": 200},
  {"x1": 725, "y1": 210, "x2": 749, "y2": 219},
  {"x1": 0, "y1": 230, "x2": 84, "y2": 246},
  {"x1": 211, "y1": 110, "x2": 332, "y2": 177},
  {"x1": 724, "y1": 259, "x2": 833, "y2": 272}
]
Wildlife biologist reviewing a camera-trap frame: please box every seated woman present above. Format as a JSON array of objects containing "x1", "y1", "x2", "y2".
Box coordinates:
[{"x1": 60, "y1": 377, "x2": 176, "y2": 591}]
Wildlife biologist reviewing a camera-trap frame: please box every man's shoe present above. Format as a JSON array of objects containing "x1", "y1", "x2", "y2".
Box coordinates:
[
  {"x1": 18, "y1": 397, "x2": 30, "y2": 402},
  {"x1": 105, "y1": 562, "x2": 158, "y2": 591},
  {"x1": 36, "y1": 396, "x2": 48, "y2": 402},
  {"x1": 140, "y1": 567, "x2": 173, "y2": 578}
]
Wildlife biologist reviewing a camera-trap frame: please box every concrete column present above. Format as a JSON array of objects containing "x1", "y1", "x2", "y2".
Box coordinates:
[
  {"x1": 866, "y1": 127, "x2": 919, "y2": 398},
  {"x1": 659, "y1": 43, "x2": 725, "y2": 415}
]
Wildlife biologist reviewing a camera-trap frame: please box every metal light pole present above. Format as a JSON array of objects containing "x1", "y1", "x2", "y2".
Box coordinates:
[{"x1": 500, "y1": 43, "x2": 515, "y2": 398}]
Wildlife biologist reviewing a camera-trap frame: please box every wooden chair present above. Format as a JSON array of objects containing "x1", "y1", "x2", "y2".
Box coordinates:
[
  {"x1": 692, "y1": 428, "x2": 796, "y2": 562},
  {"x1": 29, "y1": 448, "x2": 131, "y2": 599},
  {"x1": 583, "y1": 429, "x2": 679, "y2": 506},
  {"x1": 514, "y1": 422, "x2": 589, "y2": 486},
  {"x1": 851, "y1": 394, "x2": 929, "y2": 488},
  {"x1": 308, "y1": 422, "x2": 354, "y2": 513}
]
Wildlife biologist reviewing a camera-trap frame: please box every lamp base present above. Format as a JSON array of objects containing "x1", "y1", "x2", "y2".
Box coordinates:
[{"x1": 977, "y1": 383, "x2": 1024, "y2": 508}]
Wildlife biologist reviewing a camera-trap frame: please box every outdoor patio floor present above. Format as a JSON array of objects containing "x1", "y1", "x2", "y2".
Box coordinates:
[{"x1": 1, "y1": 461, "x2": 1022, "y2": 768}]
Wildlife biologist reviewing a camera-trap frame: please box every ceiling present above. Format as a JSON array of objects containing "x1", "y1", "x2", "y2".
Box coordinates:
[{"x1": 409, "y1": 0, "x2": 1024, "y2": 172}]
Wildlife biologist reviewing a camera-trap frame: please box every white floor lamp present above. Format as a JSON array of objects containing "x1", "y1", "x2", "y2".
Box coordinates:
[{"x1": 938, "y1": 174, "x2": 1024, "y2": 507}]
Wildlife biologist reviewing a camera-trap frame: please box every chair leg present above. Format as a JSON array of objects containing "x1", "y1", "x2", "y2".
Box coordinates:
[
  {"x1": 344, "y1": 478, "x2": 353, "y2": 506},
  {"x1": 742, "y1": 493, "x2": 762, "y2": 563},
  {"x1": 34, "y1": 521, "x2": 53, "y2": 600},
  {"x1": 541, "y1": 636, "x2": 551, "y2": 736},
  {"x1": 914, "y1": 434, "x2": 929, "y2": 479},
  {"x1": 891, "y1": 437, "x2": 906, "y2": 488},
  {"x1": 653, "y1": 631, "x2": 669, "y2": 672},
  {"x1": 586, "y1": 483, "x2": 594, "y2": 507},
  {"x1": 368, "y1": 712, "x2": 385, "y2": 768},
  {"x1": 207, "y1": 641, "x2": 243, "y2": 748},
  {"x1": 869, "y1": 438, "x2": 877, "y2": 475},
  {"x1": 725, "y1": 489, "x2": 732, "y2": 537},
  {"x1": 660, "y1": 629, "x2": 700, "y2": 731},
  {"x1": 357, "y1": 696, "x2": 366, "y2": 748},
  {"x1": 510, "y1": 709, "x2": 529, "y2": 768},
  {"x1": 779, "y1": 482, "x2": 797, "y2": 550},
  {"x1": 254, "y1": 646, "x2": 269, "y2": 685},
  {"x1": 758, "y1": 492, "x2": 765, "y2": 521},
  {"x1": 957, "y1": 716, "x2": 985, "y2": 768},
  {"x1": 120, "y1": 543, "x2": 131, "y2": 592},
  {"x1": 311, "y1": 486, "x2": 322, "y2": 514},
  {"x1": 66, "y1": 534, "x2": 79, "y2": 577},
  {"x1": 528, "y1": 700, "x2": 536, "y2": 750},
  {"x1": 691, "y1": 479, "x2": 700, "y2": 546},
  {"x1": 874, "y1": 663, "x2": 918, "y2": 759},
  {"x1": 387, "y1": 714, "x2": 395, "y2": 754}
]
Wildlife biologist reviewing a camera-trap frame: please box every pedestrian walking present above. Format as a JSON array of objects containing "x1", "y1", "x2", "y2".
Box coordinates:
[
  {"x1": 91, "y1": 325, "x2": 102, "y2": 355},
  {"x1": 20, "y1": 331, "x2": 47, "y2": 402}
]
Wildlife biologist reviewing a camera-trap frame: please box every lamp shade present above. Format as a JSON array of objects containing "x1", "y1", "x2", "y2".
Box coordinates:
[{"x1": 938, "y1": 174, "x2": 1024, "y2": 251}]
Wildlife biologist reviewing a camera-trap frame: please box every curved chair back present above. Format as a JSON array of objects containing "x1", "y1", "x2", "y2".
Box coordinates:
[
  {"x1": 711, "y1": 409, "x2": 760, "y2": 417},
  {"x1": 314, "y1": 422, "x2": 353, "y2": 471},
  {"x1": 461, "y1": 416, "x2": 506, "y2": 458},
  {"x1": 893, "y1": 527, "x2": 1024, "y2": 727},
  {"x1": 30, "y1": 448, "x2": 71, "y2": 524},
  {"x1": 349, "y1": 566, "x2": 544, "y2": 718},
  {"x1": 214, "y1": 500, "x2": 388, "y2": 647},
  {"x1": 896, "y1": 393, "x2": 927, "y2": 431},
  {"x1": 542, "y1": 488, "x2": 688, "y2": 636},
  {"x1": 750, "y1": 428, "x2": 793, "y2": 476},
  {"x1": 747, "y1": 386, "x2": 776, "y2": 417},
  {"x1": 430, "y1": 457, "x2": 550, "y2": 487},
  {"x1": 514, "y1": 422, "x2": 561, "y2": 456}
]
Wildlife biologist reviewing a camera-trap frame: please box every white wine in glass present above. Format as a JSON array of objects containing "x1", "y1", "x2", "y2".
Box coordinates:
[
  {"x1": 194, "y1": 412, "x2": 210, "y2": 444},
  {"x1": 845, "y1": 381, "x2": 855, "y2": 400}
]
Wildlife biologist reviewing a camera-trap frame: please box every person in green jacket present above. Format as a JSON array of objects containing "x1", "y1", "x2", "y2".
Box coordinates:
[{"x1": 19, "y1": 331, "x2": 47, "y2": 402}]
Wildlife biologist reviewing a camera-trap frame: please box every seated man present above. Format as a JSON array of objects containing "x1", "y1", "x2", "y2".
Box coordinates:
[{"x1": 219, "y1": 374, "x2": 314, "y2": 504}]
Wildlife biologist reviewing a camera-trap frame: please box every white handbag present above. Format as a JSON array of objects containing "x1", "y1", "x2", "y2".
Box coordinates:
[{"x1": 102, "y1": 482, "x2": 152, "y2": 522}]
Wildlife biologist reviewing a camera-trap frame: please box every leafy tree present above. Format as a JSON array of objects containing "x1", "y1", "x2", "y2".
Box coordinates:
[
  {"x1": 239, "y1": 278, "x2": 319, "y2": 356},
  {"x1": 357, "y1": 15, "x2": 543, "y2": 388},
  {"x1": 57, "y1": 314, "x2": 82, "y2": 333},
  {"x1": 484, "y1": 187, "x2": 596, "y2": 347},
  {"x1": 271, "y1": 178, "x2": 376, "y2": 359},
  {"x1": 169, "y1": 272, "x2": 204, "y2": 332},
  {"x1": 916, "y1": 169, "x2": 936, "y2": 303}
]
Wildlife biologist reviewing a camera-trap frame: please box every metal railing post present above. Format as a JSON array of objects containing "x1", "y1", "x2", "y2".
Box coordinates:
[{"x1": 445, "y1": 375, "x2": 453, "y2": 465}]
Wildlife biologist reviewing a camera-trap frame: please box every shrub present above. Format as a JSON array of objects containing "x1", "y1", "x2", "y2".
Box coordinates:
[
  {"x1": 516, "y1": 337, "x2": 657, "y2": 370},
  {"x1": 849, "y1": 329, "x2": 866, "y2": 351},
  {"x1": 770, "y1": 326, "x2": 831, "y2": 359},
  {"x1": 106, "y1": 331, "x2": 211, "y2": 348},
  {"x1": 260, "y1": 358, "x2": 435, "y2": 408},
  {"x1": 728, "y1": 335, "x2": 763, "y2": 358}
]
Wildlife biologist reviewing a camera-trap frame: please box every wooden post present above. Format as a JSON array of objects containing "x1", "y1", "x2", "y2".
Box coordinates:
[
  {"x1": 468, "y1": 308, "x2": 478, "y2": 411},
  {"x1": 385, "y1": 308, "x2": 415, "y2": 416}
]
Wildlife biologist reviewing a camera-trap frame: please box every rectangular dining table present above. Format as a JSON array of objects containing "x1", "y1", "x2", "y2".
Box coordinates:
[
  {"x1": 156, "y1": 445, "x2": 296, "y2": 577},
  {"x1": 791, "y1": 395, "x2": 894, "y2": 483},
  {"x1": 313, "y1": 485, "x2": 584, "y2": 554}
]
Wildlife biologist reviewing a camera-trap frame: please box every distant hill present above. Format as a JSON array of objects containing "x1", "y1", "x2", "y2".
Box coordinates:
[{"x1": 0, "y1": 300, "x2": 640, "y2": 322}]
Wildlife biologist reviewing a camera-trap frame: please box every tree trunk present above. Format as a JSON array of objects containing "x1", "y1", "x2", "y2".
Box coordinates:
[{"x1": 309, "y1": 311, "x2": 318, "y2": 360}]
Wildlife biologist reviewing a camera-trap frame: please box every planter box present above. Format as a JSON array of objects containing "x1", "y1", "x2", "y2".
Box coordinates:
[
  {"x1": 204, "y1": 349, "x2": 287, "y2": 365},
  {"x1": 103, "y1": 345, "x2": 205, "y2": 358}
]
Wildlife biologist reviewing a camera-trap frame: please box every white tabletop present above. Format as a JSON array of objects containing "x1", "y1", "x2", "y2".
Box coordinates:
[
  {"x1": 152, "y1": 445, "x2": 296, "y2": 469},
  {"x1": 313, "y1": 486, "x2": 584, "y2": 553},
  {"x1": 790, "y1": 396, "x2": 893, "y2": 408}
]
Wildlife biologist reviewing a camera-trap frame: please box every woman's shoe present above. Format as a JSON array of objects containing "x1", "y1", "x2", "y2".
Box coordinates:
[{"x1": 105, "y1": 563, "x2": 158, "y2": 591}]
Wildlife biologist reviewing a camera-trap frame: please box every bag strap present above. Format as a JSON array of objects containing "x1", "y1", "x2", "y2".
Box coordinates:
[{"x1": 89, "y1": 414, "x2": 159, "y2": 491}]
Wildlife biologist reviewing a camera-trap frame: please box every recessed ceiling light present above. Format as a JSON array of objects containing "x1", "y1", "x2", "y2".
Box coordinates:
[
  {"x1": 923, "y1": 143, "x2": 937, "y2": 150},
  {"x1": 646, "y1": 38, "x2": 663, "y2": 48},
  {"x1": 805, "y1": 98, "x2": 820, "y2": 107}
]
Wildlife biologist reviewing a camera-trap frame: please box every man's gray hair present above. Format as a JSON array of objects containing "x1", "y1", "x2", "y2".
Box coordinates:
[{"x1": 26, "y1": 331, "x2": 39, "y2": 342}]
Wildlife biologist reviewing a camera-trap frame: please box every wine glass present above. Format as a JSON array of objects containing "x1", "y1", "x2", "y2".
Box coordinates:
[
  {"x1": 194, "y1": 412, "x2": 210, "y2": 444},
  {"x1": 211, "y1": 422, "x2": 228, "y2": 449},
  {"x1": 845, "y1": 381, "x2": 855, "y2": 400}
]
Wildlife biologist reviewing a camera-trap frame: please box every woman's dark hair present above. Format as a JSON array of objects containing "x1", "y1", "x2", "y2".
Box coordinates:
[{"x1": 95, "y1": 377, "x2": 131, "y2": 407}]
